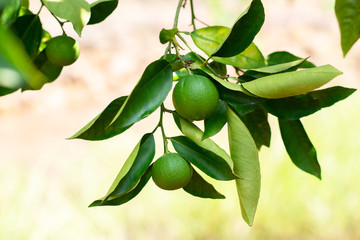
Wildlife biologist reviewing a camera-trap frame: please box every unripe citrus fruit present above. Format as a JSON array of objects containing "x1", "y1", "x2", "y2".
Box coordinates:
[
  {"x1": 152, "y1": 153, "x2": 193, "y2": 190},
  {"x1": 172, "y1": 75, "x2": 219, "y2": 121},
  {"x1": 46, "y1": 35, "x2": 80, "y2": 66}
]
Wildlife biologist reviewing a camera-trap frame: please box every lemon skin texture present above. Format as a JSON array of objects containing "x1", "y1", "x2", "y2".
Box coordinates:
[
  {"x1": 152, "y1": 153, "x2": 193, "y2": 190},
  {"x1": 46, "y1": 36, "x2": 80, "y2": 66},
  {"x1": 172, "y1": 75, "x2": 219, "y2": 121}
]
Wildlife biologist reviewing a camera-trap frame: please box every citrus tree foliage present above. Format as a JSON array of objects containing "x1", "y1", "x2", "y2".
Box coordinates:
[{"x1": 0, "y1": 0, "x2": 357, "y2": 226}]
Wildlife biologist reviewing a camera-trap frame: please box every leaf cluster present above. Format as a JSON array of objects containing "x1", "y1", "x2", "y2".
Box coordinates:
[
  {"x1": 68, "y1": 0, "x2": 356, "y2": 226},
  {"x1": 0, "y1": 0, "x2": 117, "y2": 96}
]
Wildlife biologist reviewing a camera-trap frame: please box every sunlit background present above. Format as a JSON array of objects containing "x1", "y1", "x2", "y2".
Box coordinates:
[{"x1": 1, "y1": 0, "x2": 359, "y2": 239}]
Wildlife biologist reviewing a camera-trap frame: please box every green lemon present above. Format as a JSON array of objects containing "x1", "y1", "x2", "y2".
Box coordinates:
[
  {"x1": 45, "y1": 35, "x2": 80, "y2": 66},
  {"x1": 152, "y1": 153, "x2": 193, "y2": 190},
  {"x1": 172, "y1": 75, "x2": 219, "y2": 121}
]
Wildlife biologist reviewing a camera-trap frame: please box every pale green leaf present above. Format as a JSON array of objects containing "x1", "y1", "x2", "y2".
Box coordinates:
[
  {"x1": 227, "y1": 105, "x2": 260, "y2": 226},
  {"x1": 191, "y1": 26, "x2": 265, "y2": 69},
  {"x1": 242, "y1": 65, "x2": 342, "y2": 99},
  {"x1": 0, "y1": 27, "x2": 47, "y2": 90},
  {"x1": 43, "y1": 0, "x2": 91, "y2": 36},
  {"x1": 173, "y1": 113, "x2": 233, "y2": 169}
]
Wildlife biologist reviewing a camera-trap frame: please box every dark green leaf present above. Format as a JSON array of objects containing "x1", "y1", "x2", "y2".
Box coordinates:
[
  {"x1": 203, "y1": 100, "x2": 227, "y2": 139},
  {"x1": 308, "y1": 86, "x2": 356, "y2": 108},
  {"x1": 69, "y1": 96, "x2": 128, "y2": 140},
  {"x1": 11, "y1": 14, "x2": 42, "y2": 59},
  {"x1": 208, "y1": 61, "x2": 227, "y2": 77},
  {"x1": 71, "y1": 60, "x2": 172, "y2": 140},
  {"x1": 33, "y1": 49, "x2": 62, "y2": 83},
  {"x1": 171, "y1": 136, "x2": 238, "y2": 181},
  {"x1": 262, "y1": 86, "x2": 356, "y2": 120},
  {"x1": 106, "y1": 133, "x2": 155, "y2": 199},
  {"x1": 159, "y1": 28, "x2": 178, "y2": 44},
  {"x1": 108, "y1": 60, "x2": 172, "y2": 133},
  {"x1": 88, "y1": 0, "x2": 118, "y2": 25},
  {"x1": 267, "y1": 51, "x2": 315, "y2": 68},
  {"x1": 0, "y1": 87, "x2": 17, "y2": 96},
  {"x1": 229, "y1": 103, "x2": 257, "y2": 116},
  {"x1": 89, "y1": 165, "x2": 153, "y2": 207},
  {"x1": 262, "y1": 95, "x2": 321, "y2": 120},
  {"x1": 226, "y1": 104, "x2": 260, "y2": 226},
  {"x1": 0, "y1": 0, "x2": 22, "y2": 26},
  {"x1": 183, "y1": 169, "x2": 225, "y2": 199},
  {"x1": 91, "y1": 133, "x2": 155, "y2": 206},
  {"x1": 213, "y1": 80, "x2": 265, "y2": 106},
  {"x1": 279, "y1": 119, "x2": 321, "y2": 179},
  {"x1": 335, "y1": 0, "x2": 360, "y2": 56},
  {"x1": 212, "y1": 0, "x2": 264, "y2": 58},
  {"x1": 232, "y1": 106, "x2": 270, "y2": 149}
]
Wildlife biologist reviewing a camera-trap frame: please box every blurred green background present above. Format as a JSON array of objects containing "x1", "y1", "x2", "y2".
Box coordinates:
[{"x1": 0, "y1": 0, "x2": 359, "y2": 239}]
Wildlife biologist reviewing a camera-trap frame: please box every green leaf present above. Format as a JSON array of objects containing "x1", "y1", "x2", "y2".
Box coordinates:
[
  {"x1": 262, "y1": 94, "x2": 321, "y2": 120},
  {"x1": 279, "y1": 119, "x2": 321, "y2": 179},
  {"x1": 208, "y1": 61, "x2": 227, "y2": 77},
  {"x1": 21, "y1": 0, "x2": 28, "y2": 8},
  {"x1": 179, "y1": 53, "x2": 255, "y2": 95},
  {"x1": 42, "y1": 0, "x2": 90, "y2": 36},
  {"x1": 89, "y1": 165, "x2": 153, "y2": 207},
  {"x1": 171, "y1": 136, "x2": 238, "y2": 181},
  {"x1": 226, "y1": 105, "x2": 261, "y2": 226},
  {"x1": 108, "y1": 60, "x2": 173, "y2": 135},
  {"x1": 308, "y1": 86, "x2": 357, "y2": 108},
  {"x1": 212, "y1": 0, "x2": 264, "y2": 58},
  {"x1": 11, "y1": 14, "x2": 42, "y2": 59},
  {"x1": 88, "y1": 0, "x2": 118, "y2": 25},
  {"x1": 242, "y1": 65, "x2": 342, "y2": 99},
  {"x1": 71, "y1": 60, "x2": 172, "y2": 140},
  {"x1": 191, "y1": 26, "x2": 265, "y2": 68},
  {"x1": 0, "y1": 86, "x2": 17, "y2": 96},
  {"x1": 0, "y1": 54, "x2": 23, "y2": 90},
  {"x1": 242, "y1": 58, "x2": 308, "y2": 79},
  {"x1": 159, "y1": 28, "x2": 178, "y2": 44},
  {"x1": 0, "y1": 0, "x2": 22, "y2": 26},
  {"x1": 69, "y1": 96, "x2": 127, "y2": 140},
  {"x1": 335, "y1": 0, "x2": 360, "y2": 56},
  {"x1": 0, "y1": 26, "x2": 47, "y2": 90},
  {"x1": 233, "y1": 106, "x2": 271, "y2": 149},
  {"x1": 262, "y1": 86, "x2": 356, "y2": 120},
  {"x1": 172, "y1": 113, "x2": 233, "y2": 169},
  {"x1": 267, "y1": 51, "x2": 316, "y2": 68},
  {"x1": 94, "y1": 133, "x2": 155, "y2": 205},
  {"x1": 183, "y1": 169, "x2": 225, "y2": 199},
  {"x1": 214, "y1": 80, "x2": 264, "y2": 107},
  {"x1": 229, "y1": 103, "x2": 258, "y2": 116},
  {"x1": 203, "y1": 100, "x2": 227, "y2": 139}
]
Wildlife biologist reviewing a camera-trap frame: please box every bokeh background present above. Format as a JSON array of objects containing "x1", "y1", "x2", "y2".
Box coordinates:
[{"x1": 1, "y1": 0, "x2": 360, "y2": 239}]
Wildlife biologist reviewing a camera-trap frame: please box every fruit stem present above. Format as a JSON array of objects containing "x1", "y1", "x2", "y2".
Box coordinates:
[
  {"x1": 163, "y1": 0, "x2": 184, "y2": 60},
  {"x1": 190, "y1": 0, "x2": 196, "y2": 31},
  {"x1": 173, "y1": 0, "x2": 184, "y2": 29},
  {"x1": 176, "y1": 33, "x2": 224, "y2": 79},
  {"x1": 36, "y1": 2, "x2": 44, "y2": 15},
  {"x1": 159, "y1": 104, "x2": 170, "y2": 154}
]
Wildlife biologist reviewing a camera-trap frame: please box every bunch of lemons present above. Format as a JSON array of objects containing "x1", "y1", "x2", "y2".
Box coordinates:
[{"x1": 152, "y1": 74, "x2": 220, "y2": 190}]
